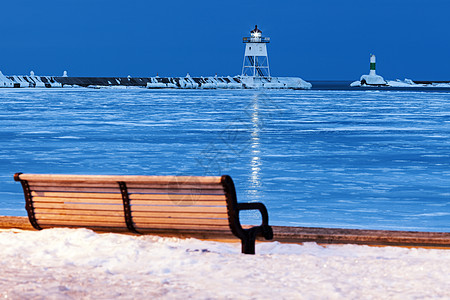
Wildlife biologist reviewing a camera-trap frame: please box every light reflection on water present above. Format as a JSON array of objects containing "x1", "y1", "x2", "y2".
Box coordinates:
[
  {"x1": 249, "y1": 94, "x2": 262, "y2": 200},
  {"x1": 0, "y1": 88, "x2": 449, "y2": 232}
]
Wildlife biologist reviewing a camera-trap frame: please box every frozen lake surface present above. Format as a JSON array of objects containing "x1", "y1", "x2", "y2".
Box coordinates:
[{"x1": 0, "y1": 88, "x2": 449, "y2": 232}]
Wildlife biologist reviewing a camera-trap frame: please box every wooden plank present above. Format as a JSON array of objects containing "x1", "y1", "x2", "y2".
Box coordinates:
[
  {"x1": 33, "y1": 208, "x2": 125, "y2": 217},
  {"x1": 131, "y1": 205, "x2": 227, "y2": 214},
  {"x1": 131, "y1": 211, "x2": 229, "y2": 219},
  {"x1": 36, "y1": 214, "x2": 124, "y2": 223},
  {"x1": 31, "y1": 191, "x2": 122, "y2": 199},
  {"x1": 32, "y1": 197, "x2": 124, "y2": 204},
  {"x1": 33, "y1": 202, "x2": 124, "y2": 211},
  {"x1": 134, "y1": 222, "x2": 230, "y2": 231},
  {"x1": 132, "y1": 217, "x2": 229, "y2": 226},
  {"x1": 126, "y1": 183, "x2": 224, "y2": 190},
  {"x1": 18, "y1": 174, "x2": 222, "y2": 184},
  {"x1": 38, "y1": 224, "x2": 129, "y2": 232},
  {"x1": 33, "y1": 196, "x2": 123, "y2": 205},
  {"x1": 133, "y1": 200, "x2": 226, "y2": 206},
  {"x1": 129, "y1": 194, "x2": 226, "y2": 201},
  {"x1": 127, "y1": 188, "x2": 225, "y2": 195},
  {"x1": 37, "y1": 219, "x2": 126, "y2": 227},
  {"x1": 28, "y1": 181, "x2": 119, "y2": 188},
  {"x1": 30, "y1": 186, "x2": 120, "y2": 193}
]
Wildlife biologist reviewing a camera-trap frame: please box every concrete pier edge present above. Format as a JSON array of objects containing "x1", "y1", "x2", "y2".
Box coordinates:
[{"x1": 1, "y1": 216, "x2": 449, "y2": 248}]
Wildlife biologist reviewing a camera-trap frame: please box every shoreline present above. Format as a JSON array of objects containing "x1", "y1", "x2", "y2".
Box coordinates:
[{"x1": 2, "y1": 215, "x2": 449, "y2": 248}]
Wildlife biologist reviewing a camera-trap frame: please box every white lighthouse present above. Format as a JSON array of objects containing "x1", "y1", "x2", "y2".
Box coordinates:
[{"x1": 241, "y1": 25, "x2": 271, "y2": 78}]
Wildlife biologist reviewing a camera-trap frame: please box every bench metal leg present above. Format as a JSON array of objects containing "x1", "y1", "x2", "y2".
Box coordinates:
[
  {"x1": 242, "y1": 238, "x2": 256, "y2": 254},
  {"x1": 241, "y1": 227, "x2": 259, "y2": 254}
]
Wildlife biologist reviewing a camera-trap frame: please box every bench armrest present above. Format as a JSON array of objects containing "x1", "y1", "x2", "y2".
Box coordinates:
[
  {"x1": 237, "y1": 202, "x2": 273, "y2": 241},
  {"x1": 237, "y1": 202, "x2": 269, "y2": 226}
]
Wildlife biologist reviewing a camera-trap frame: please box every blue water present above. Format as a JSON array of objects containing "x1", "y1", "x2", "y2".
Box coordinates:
[{"x1": 1, "y1": 88, "x2": 449, "y2": 232}]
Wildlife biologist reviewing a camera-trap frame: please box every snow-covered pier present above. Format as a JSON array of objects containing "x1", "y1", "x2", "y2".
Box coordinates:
[{"x1": 0, "y1": 73, "x2": 312, "y2": 89}]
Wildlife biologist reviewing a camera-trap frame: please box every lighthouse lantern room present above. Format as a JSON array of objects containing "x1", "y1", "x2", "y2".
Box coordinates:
[{"x1": 242, "y1": 25, "x2": 271, "y2": 78}]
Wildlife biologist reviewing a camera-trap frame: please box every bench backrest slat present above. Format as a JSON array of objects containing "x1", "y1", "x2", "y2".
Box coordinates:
[{"x1": 18, "y1": 174, "x2": 222, "y2": 184}]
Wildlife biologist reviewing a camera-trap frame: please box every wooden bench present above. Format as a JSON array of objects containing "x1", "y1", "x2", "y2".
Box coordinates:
[{"x1": 14, "y1": 173, "x2": 273, "y2": 254}]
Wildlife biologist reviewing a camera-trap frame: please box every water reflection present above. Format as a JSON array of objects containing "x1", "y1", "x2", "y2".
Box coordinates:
[{"x1": 249, "y1": 94, "x2": 262, "y2": 201}]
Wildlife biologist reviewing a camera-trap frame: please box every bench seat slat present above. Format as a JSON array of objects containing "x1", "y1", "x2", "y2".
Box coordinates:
[
  {"x1": 33, "y1": 202, "x2": 124, "y2": 211},
  {"x1": 34, "y1": 208, "x2": 126, "y2": 217},
  {"x1": 131, "y1": 205, "x2": 227, "y2": 214},
  {"x1": 30, "y1": 186, "x2": 120, "y2": 193},
  {"x1": 132, "y1": 217, "x2": 229, "y2": 226},
  {"x1": 38, "y1": 224, "x2": 130, "y2": 232},
  {"x1": 129, "y1": 194, "x2": 226, "y2": 201},
  {"x1": 130, "y1": 200, "x2": 229, "y2": 207},
  {"x1": 37, "y1": 220, "x2": 127, "y2": 228},
  {"x1": 32, "y1": 197, "x2": 124, "y2": 204},
  {"x1": 27, "y1": 181, "x2": 120, "y2": 188},
  {"x1": 132, "y1": 211, "x2": 229, "y2": 218},
  {"x1": 134, "y1": 223, "x2": 231, "y2": 231},
  {"x1": 127, "y1": 188, "x2": 225, "y2": 195},
  {"x1": 36, "y1": 214, "x2": 125, "y2": 223},
  {"x1": 125, "y1": 183, "x2": 223, "y2": 190},
  {"x1": 31, "y1": 191, "x2": 123, "y2": 199}
]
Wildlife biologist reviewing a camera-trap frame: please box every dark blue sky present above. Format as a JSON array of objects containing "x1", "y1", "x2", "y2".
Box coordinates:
[{"x1": 1, "y1": 0, "x2": 449, "y2": 80}]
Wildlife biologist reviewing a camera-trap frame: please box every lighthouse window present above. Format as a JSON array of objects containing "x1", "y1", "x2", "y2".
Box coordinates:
[{"x1": 249, "y1": 47, "x2": 252, "y2": 50}]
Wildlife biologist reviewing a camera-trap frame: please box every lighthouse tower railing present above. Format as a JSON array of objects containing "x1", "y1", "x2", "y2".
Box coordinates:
[{"x1": 243, "y1": 37, "x2": 270, "y2": 43}]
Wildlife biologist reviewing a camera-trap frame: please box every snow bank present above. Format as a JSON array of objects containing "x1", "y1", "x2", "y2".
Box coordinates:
[
  {"x1": 387, "y1": 78, "x2": 418, "y2": 87},
  {"x1": 351, "y1": 74, "x2": 387, "y2": 87},
  {"x1": 387, "y1": 79, "x2": 450, "y2": 88},
  {"x1": 0, "y1": 71, "x2": 13, "y2": 87},
  {"x1": 239, "y1": 75, "x2": 312, "y2": 89},
  {"x1": 0, "y1": 228, "x2": 448, "y2": 298}
]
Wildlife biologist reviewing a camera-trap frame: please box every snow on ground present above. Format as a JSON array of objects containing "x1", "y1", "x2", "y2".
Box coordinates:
[{"x1": 0, "y1": 228, "x2": 448, "y2": 299}]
